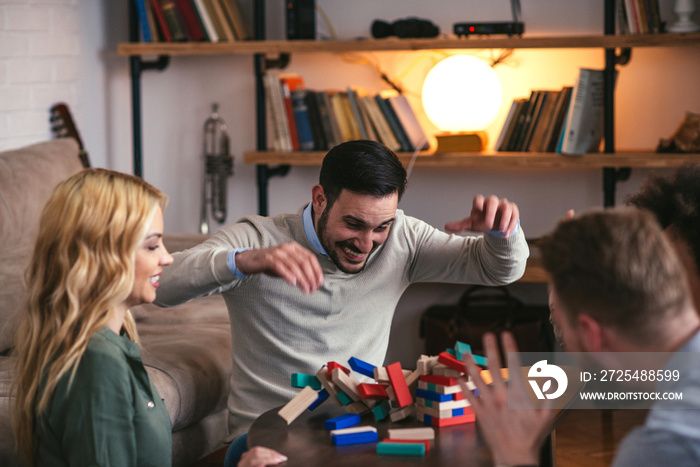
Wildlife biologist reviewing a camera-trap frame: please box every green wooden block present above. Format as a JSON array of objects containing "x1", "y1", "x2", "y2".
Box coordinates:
[
  {"x1": 336, "y1": 391, "x2": 352, "y2": 406},
  {"x1": 291, "y1": 373, "x2": 322, "y2": 390},
  {"x1": 377, "y1": 442, "x2": 425, "y2": 456}
]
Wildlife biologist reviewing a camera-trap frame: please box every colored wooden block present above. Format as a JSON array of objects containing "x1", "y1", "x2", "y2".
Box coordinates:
[
  {"x1": 432, "y1": 364, "x2": 463, "y2": 377},
  {"x1": 430, "y1": 409, "x2": 476, "y2": 427},
  {"x1": 358, "y1": 383, "x2": 389, "y2": 400},
  {"x1": 418, "y1": 381, "x2": 462, "y2": 395},
  {"x1": 336, "y1": 391, "x2": 352, "y2": 406},
  {"x1": 324, "y1": 413, "x2": 361, "y2": 430},
  {"x1": 415, "y1": 388, "x2": 452, "y2": 402},
  {"x1": 278, "y1": 386, "x2": 319, "y2": 425},
  {"x1": 386, "y1": 426, "x2": 435, "y2": 440},
  {"x1": 472, "y1": 354, "x2": 488, "y2": 366},
  {"x1": 307, "y1": 388, "x2": 329, "y2": 411},
  {"x1": 330, "y1": 425, "x2": 377, "y2": 436},
  {"x1": 345, "y1": 400, "x2": 371, "y2": 414},
  {"x1": 291, "y1": 373, "x2": 322, "y2": 390},
  {"x1": 382, "y1": 438, "x2": 431, "y2": 452},
  {"x1": 327, "y1": 361, "x2": 351, "y2": 377},
  {"x1": 405, "y1": 369, "x2": 421, "y2": 389},
  {"x1": 389, "y1": 404, "x2": 415, "y2": 422},
  {"x1": 372, "y1": 400, "x2": 391, "y2": 421},
  {"x1": 417, "y1": 398, "x2": 470, "y2": 411},
  {"x1": 420, "y1": 374, "x2": 458, "y2": 386},
  {"x1": 416, "y1": 355, "x2": 439, "y2": 375},
  {"x1": 377, "y1": 441, "x2": 425, "y2": 456},
  {"x1": 348, "y1": 356, "x2": 376, "y2": 378},
  {"x1": 316, "y1": 367, "x2": 343, "y2": 405},
  {"x1": 452, "y1": 391, "x2": 467, "y2": 401},
  {"x1": 454, "y1": 341, "x2": 472, "y2": 359},
  {"x1": 415, "y1": 404, "x2": 458, "y2": 419},
  {"x1": 331, "y1": 430, "x2": 379, "y2": 446},
  {"x1": 386, "y1": 362, "x2": 413, "y2": 408},
  {"x1": 437, "y1": 351, "x2": 466, "y2": 374},
  {"x1": 374, "y1": 366, "x2": 412, "y2": 383},
  {"x1": 332, "y1": 368, "x2": 362, "y2": 401}
]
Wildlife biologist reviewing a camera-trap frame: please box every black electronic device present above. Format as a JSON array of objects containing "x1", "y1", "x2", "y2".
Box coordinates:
[
  {"x1": 371, "y1": 17, "x2": 440, "y2": 39},
  {"x1": 286, "y1": 0, "x2": 315, "y2": 40},
  {"x1": 454, "y1": 21, "x2": 524, "y2": 37}
]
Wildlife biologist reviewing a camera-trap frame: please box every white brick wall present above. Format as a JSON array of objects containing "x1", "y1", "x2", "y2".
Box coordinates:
[{"x1": 0, "y1": 1, "x2": 81, "y2": 152}]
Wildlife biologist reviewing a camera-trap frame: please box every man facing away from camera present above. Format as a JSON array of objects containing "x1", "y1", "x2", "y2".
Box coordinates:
[
  {"x1": 462, "y1": 208, "x2": 700, "y2": 466},
  {"x1": 154, "y1": 140, "x2": 529, "y2": 462}
]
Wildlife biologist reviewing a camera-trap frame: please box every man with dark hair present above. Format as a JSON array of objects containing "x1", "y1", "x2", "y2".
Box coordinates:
[
  {"x1": 462, "y1": 208, "x2": 700, "y2": 466},
  {"x1": 156, "y1": 140, "x2": 528, "y2": 460},
  {"x1": 627, "y1": 163, "x2": 700, "y2": 310}
]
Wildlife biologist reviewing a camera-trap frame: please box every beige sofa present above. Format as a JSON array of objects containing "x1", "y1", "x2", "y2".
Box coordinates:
[{"x1": 0, "y1": 139, "x2": 232, "y2": 466}]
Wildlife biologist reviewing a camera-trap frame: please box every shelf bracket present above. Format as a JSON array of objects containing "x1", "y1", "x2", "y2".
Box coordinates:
[
  {"x1": 256, "y1": 164, "x2": 291, "y2": 216},
  {"x1": 615, "y1": 48, "x2": 632, "y2": 66},
  {"x1": 263, "y1": 53, "x2": 291, "y2": 71},
  {"x1": 603, "y1": 167, "x2": 632, "y2": 207}
]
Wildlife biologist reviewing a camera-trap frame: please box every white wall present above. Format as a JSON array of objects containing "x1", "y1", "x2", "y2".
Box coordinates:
[{"x1": 3, "y1": 0, "x2": 700, "y2": 366}]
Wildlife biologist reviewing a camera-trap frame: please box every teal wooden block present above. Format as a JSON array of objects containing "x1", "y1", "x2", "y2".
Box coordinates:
[
  {"x1": 377, "y1": 442, "x2": 426, "y2": 456},
  {"x1": 291, "y1": 373, "x2": 322, "y2": 390}
]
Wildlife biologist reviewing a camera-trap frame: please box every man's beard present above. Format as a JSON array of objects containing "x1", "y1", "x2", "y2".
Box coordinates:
[{"x1": 317, "y1": 208, "x2": 370, "y2": 274}]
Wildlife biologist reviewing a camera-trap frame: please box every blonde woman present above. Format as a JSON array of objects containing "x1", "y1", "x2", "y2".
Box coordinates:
[{"x1": 11, "y1": 169, "x2": 174, "y2": 466}]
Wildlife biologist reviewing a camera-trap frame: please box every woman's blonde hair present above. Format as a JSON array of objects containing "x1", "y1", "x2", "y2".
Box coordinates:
[{"x1": 11, "y1": 169, "x2": 167, "y2": 465}]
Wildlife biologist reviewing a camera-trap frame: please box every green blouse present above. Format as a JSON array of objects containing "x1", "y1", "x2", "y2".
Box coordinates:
[{"x1": 35, "y1": 327, "x2": 172, "y2": 466}]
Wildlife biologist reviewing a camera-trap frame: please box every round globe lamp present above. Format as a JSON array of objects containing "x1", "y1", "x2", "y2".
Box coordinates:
[{"x1": 421, "y1": 55, "x2": 503, "y2": 152}]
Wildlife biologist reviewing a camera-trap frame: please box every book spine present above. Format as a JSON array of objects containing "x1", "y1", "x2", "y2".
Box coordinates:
[
  {"x1": 159, "y1": 0, "x2": 187, "y2": 41},
  {"x1": 175, "y1": 0, "x2": 206, "y2": 41},
  {"x1": 346, "y1": 87, "x2": 368, "y2": 139},
  {"x1": 291, "y1": 89, "x2": 315, "y2": 151},
  {"x1": 192, "y1": 0, "x2": 219, "y2": 41},
  {"x1": 561, "y1": 69, "x2": 605, "y2": 155},
  {"x1": 304, "y1": 91, "x2": 328, "y2": 150},
  {"x1": 495, "y1": 99, "x2": 520, "y2": 151},
  {"x1": 319, "y1": 92, "x2": 343, "y2": 147},
  {"x1": 150, "y1": 0, "x2": 173, "y2": 41},
  {"x1": 376, "y1": 96, "x2": 412, "y2": 152},
  {"x1": 388, "y1": 95, "x2": 429, "y2": 151},
  {"x1": 135, "y1": 0, "x2": 153, "y2": 42},
  {"x1": 280, "y1": 80, "x2": 300, "y2": 151}
]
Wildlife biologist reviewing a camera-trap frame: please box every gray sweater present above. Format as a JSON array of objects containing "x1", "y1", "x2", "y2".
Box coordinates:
[{"x1": 155, "y1": 205, "x2": 529, "y2": 438}]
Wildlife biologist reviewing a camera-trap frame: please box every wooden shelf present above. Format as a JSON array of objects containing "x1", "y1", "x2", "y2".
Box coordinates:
[
  {"x1": 244, "y1": 150, "x2": 699, "y2": 169},
  {"x1": 117, "y1": 33, "x2": 700, "y2": 57}
]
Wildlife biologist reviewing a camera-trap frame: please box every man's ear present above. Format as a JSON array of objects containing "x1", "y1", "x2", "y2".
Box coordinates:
[
  {"x1": 311, "y1": 185, "x2": 326, "y2": 214},
  {"x1": 576, "y1": 314, "x2": 604, "y2": 352}
]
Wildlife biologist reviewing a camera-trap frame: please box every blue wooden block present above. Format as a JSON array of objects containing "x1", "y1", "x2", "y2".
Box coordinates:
[
  {"x1": 377, "y1": 442, "x2": 426, "y2": 456},
  {"x1": 291, "y1": 373, "x2": 322, "y2": 390},
  {"x1": 324, "y1": 413, "x2": 361, "y2": 430},
  {"x1": 331, "y1": 430, "x2": 378, "y2": 446},
  {"x1": 348, "y1": 356, "x2": 376, "y2": 378},
  {"x1": 415, "y1": 388, "x2": 452, "y2": 402},
  {"x1": 308, "y1": 388, "x2": 329, "y2": 411},
  {"x1": 452, "y1": 407, "x2": 464, "y2": 417}
]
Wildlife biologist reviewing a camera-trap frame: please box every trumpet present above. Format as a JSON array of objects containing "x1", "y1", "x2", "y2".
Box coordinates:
[{"x1": 200, "y1": 103, "x2": 234, "y2": 234}]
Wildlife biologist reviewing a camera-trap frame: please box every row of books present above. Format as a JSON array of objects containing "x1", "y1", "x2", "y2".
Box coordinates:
[
  {"x1": 264, "y1": 72, "x2": 431, "y2": 153},
  {"x1": 496, "y1": 68, "x2": 605, "y2": 156},
  {"x1": 618, "y1": 0, "x2": 664, "y2": 34},
  {"x1": 134, "y1": 0, "x2": 251, "y2": 43}
]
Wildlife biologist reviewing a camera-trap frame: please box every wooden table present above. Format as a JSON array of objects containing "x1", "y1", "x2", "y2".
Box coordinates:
[{"x1": 248, "y1": 403, "x2": 492, "y2": 466}]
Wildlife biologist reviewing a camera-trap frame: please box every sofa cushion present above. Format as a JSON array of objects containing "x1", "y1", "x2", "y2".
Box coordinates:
[{"x1": 0, "y1": 139, "x2": 83, "y2": 353}]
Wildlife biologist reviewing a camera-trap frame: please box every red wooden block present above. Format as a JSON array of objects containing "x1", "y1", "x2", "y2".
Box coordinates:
[
  {"x1": 327, "y1": 361, "x2": 351, "y2": 377},
  {"x1": 386, "y1": 362, "x2": 413, "y2": 408},
  {"x1": 431, "y1": 407, "x2": 475, "y2": 427},
  {"x1": 382, "y1": 439, "x2": 431, "y2": 452},
  {"x1": 452, "y1": 391, "x2": 467, "y2": 401},
  {"x1": 437, "y1": 352, "x2": 466, "y2": 374},
  {"x1": 358, "y1": 383, "x2": 389, "y2": 400},
  {"x1": 420, "y1": 374, "x2": 458, "y2": 387}
]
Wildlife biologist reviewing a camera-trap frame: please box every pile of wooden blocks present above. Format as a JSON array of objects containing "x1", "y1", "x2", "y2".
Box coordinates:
[{"x1": 277, "y1": 341, "x2": 487, "y2": 456}]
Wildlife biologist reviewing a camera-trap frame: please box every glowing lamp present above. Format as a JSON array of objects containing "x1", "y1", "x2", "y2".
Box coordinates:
[{"x1": 421, "y1": 55, "x2": 503, "y2": 151}]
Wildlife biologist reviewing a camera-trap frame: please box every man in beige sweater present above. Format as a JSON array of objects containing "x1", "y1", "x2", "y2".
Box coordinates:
[{"x1": 155, "y1": 140, "x2": 529, "y2": 465}]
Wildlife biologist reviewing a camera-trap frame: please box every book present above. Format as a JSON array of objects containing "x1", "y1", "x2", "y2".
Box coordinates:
[
  {"x1": 291, "y1": 89, "x2": 315, "y2": 151},
  {"x1": 338, "y1": 92, "x2": 362, "y2": 141},
  {"x1": 359, "y1": 95, "x2": 401, "y2": 152},
  {"x1": 376, "y1": 95, "x2": 412, "y2": 151},
  {"x1": 220, "y1": 0, "x2": 252, "y2": 40},
  {"x1": 150, "y1": 0, "x2": 172, "y2": 41},
  {"x1": 505, "y1": 92, "x2": 534, "y2": 151},
  {"x1": 525, "y1": 89, "x2": 561, "y2": 152},
  {"x1": 542, "y1": 86, "x2": 573, "y2": 152},
  {"x1": 159, "y1": 0, "x2": 187, "y2": 41},
  {"x1": 175, "y1": 0, "x2": 206, "y2": 41},
  {"x1": 135, "y1": 0, "x2": 153, "y2": 42},
  {"x1": 209, "y1": 0, "x2": 235, "y2": 41},
  {"x1": 435, "y1": 132, "x2": 486, "y2": 152},
  {"x1": 264, "y1": 72, "x2": 292, "y2": 151},
  {"x1": 304, "y1": 91, "x2": 328, "y2": 150},
  {"x1": 280, "y1": 75, "x2": 305, "y2": 150},
  {"x1": 561, "y1": 68, "x2": 605, "y2": 155},
  {"x1": 192, "y1": 0, "x2": 218, "y2": 42},
  {"x1": 346, "y1": 87, "x2": 369, "y2": 139},
  {"x1": 329, "y1": 92, "x2": 353, "y2": 142},
  {"x1": 387, "y1": 94, "x2": 429, "y2": 151},
  {"x1": 494, "y1": 99, "x2": 522, "y2": 151},
  {"x1": 203, "y1": 0, "x2": 227, "y2": 41},
  {"x1": 318, "y1": 92, "x2": 343, "y2": 148},
  {"x1": 521, "y1": 90, "x2": 549, "y2": 151}
]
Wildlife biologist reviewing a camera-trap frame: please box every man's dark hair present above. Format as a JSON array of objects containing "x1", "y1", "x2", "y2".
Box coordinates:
[
  {"x1": 319, "y1": 140, "x2": 407, "y2": 207},
  {"x1": 626, "y1": 163, "x2": 700, "y2": 273}
]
